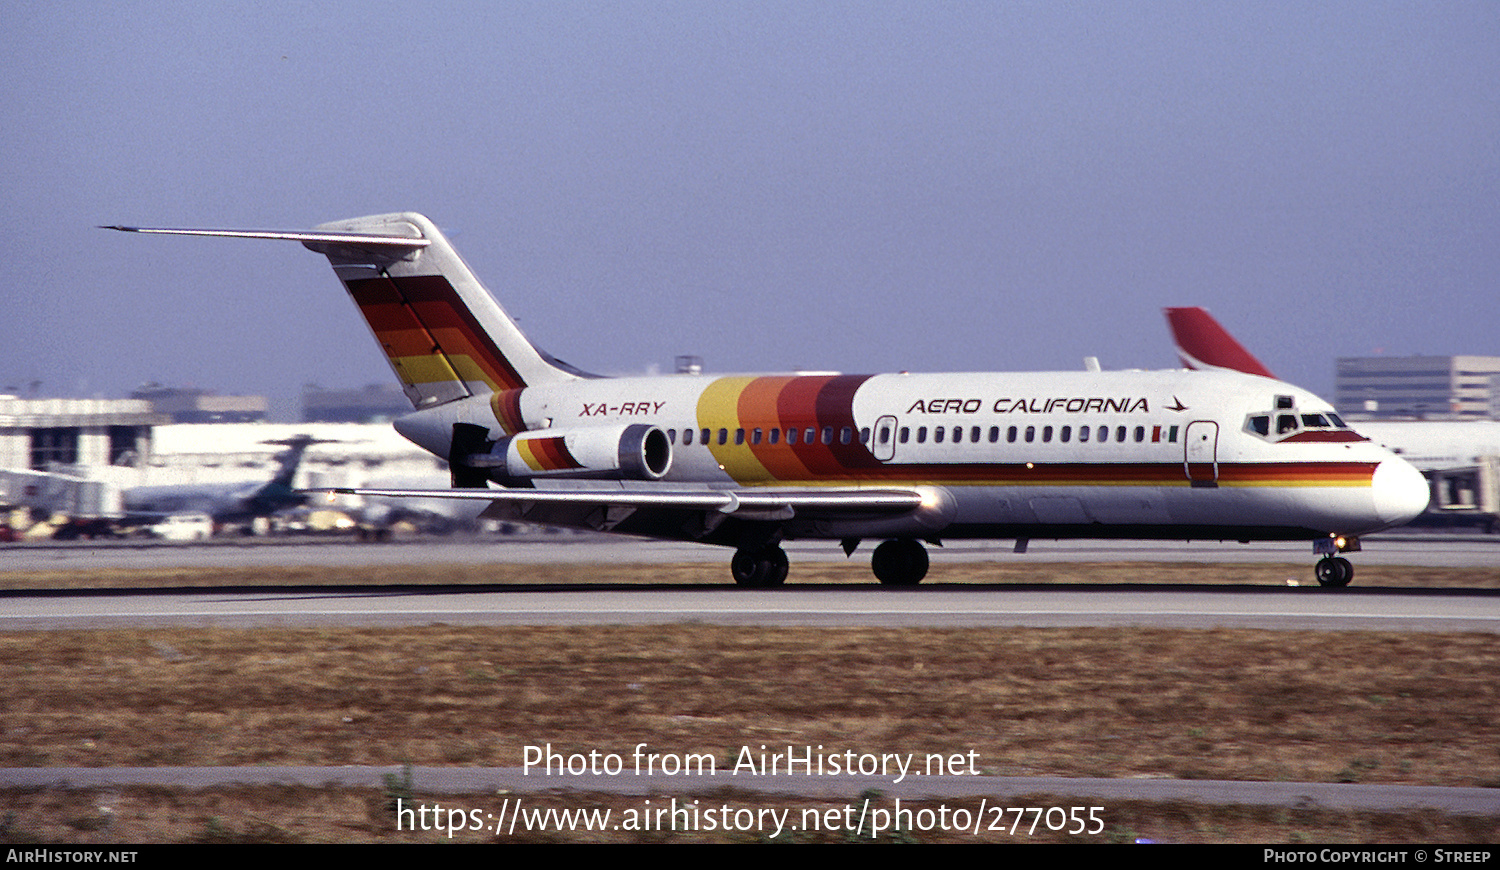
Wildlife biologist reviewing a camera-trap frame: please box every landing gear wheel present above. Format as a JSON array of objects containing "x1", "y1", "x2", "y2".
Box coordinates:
[
  {"x1": 731, "y1": 546, "x2": 789, "y2": 587},
  {"x1": 871, "y1": 539, "x2": 929, "y2": 586},
  {"x1": 1315, "y1": 556, "x2": 1353, "y2": 588}
]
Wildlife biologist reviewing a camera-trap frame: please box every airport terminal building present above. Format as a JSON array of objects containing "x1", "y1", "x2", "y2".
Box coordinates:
[{"x1": 1335, "y1": 355, "x2": 1500, "y2": 421}]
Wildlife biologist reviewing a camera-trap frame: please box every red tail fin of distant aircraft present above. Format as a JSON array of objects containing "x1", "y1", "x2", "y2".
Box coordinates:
[{"x1": 1163, "y1": 306, "x2": 1277, "y2": 379}]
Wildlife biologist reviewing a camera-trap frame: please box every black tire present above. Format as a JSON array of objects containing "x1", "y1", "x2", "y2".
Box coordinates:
[
  {"x1": 871, "y1": 539, "x2": 929, "y2": 586},
  {"x1": 731, "y1": 546, "x2": 789, "y2": 587},
  {"x1": 1315, "y1": 556, "x2": 1353, "y2": 587}
]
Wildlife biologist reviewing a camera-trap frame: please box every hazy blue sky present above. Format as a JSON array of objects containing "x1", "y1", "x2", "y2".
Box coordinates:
[{"x1": 4, "y1": 2, "x2": 1496, "y2": 419}]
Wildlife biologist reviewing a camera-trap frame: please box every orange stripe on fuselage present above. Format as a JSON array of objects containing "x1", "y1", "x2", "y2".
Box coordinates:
[
  {"x1": 697, "y1": 374, "x2": 879, "y2": 483},
  {"x1": 738, "y1": 376, "x2": 813, "y2": 479}
]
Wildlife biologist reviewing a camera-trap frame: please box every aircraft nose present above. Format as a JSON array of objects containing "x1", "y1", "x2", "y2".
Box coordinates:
[{"x1": 1371, "y1": 458, "x2": 1430, "y2": 527}]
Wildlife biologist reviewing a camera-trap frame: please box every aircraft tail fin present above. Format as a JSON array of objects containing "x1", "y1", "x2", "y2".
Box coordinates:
[
  {"x1": 105, "y1": 213, "x2": 587, "y2": 410},
  {"x1": 1163, "y1": 306, "x2": 1277, "y2": 378},
  {"x1": 239, "y1": 435, "x2": 324, "y2": 515}
]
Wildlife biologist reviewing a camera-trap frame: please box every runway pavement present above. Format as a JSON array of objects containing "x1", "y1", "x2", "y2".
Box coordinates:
[
  {"x1": 5, "y1": 766, "x2": 1498, "y2": 815},
  {"x1": 3, "y1": 533, "x2": 1497, "y2": 632},
  {"x1": 4, "y1": 584, "x2": 1499, "y2": 632},
  {"x1": 4, "y1": 530, "x2": 1499, "y2": 572}
]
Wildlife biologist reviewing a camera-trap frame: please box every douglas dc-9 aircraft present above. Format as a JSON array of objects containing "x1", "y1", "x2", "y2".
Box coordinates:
[{"x1": 107, "y1": 213, "x2": 1429, "y2": 587}]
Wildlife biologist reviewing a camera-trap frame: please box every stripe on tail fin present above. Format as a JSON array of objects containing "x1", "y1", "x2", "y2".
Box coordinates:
[
  {"x1": 311, "y1": 213, "x2": 579, "y2": 407},
  {"x1": 105, "y1": 213, "x2": 586, "y2": 410}
]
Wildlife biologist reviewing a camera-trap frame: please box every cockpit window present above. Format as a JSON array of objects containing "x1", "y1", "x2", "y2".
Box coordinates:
[{"x1": 1245, "y1": 405, "x2": 1357, "y2": 442}]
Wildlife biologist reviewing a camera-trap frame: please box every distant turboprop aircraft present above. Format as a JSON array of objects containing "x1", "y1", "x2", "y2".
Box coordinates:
[{"x1": 107, "y1": 216, "x2": 1428, "y2": 585}]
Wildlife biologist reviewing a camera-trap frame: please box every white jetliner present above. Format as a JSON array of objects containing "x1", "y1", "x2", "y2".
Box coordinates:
[{"x1": 107, "y1": 214, "x2": 1429, "y2": 587}]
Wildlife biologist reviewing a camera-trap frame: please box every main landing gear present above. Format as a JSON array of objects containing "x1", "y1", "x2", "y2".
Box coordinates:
[
  {"x1": 730, "y1": 538, "x2": 933, "y2": 587},
  {"x1": 870, "y1": 539, "x2": 929, "y2": 586},
  {"x1": 730, "y1": 544, "x2": 789, "y2": 587}
]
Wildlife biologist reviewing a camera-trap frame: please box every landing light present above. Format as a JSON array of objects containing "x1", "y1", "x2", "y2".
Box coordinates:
[{"x1": 1330, "y1": 534, "x2": 1361, "y2": 553}]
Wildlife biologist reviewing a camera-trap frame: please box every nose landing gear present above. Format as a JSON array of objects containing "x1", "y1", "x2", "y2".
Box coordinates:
[
  {"x1": 1315, "y1": 556, "x2": 1353, "y2": 587},
  {"x1": 1313, "y1": 535, "x2": 1359, "y2": 587}
]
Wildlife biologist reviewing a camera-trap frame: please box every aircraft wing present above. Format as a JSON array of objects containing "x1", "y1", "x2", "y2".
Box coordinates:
[{"x1": 309, "y1": 485, "x2": 925, "y2": 521}]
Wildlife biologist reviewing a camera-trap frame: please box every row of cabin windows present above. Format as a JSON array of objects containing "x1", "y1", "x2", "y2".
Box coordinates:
[
  {"x1": 665, "y1": 423, "x2": 1178, "y2": 448},
  {"x1": 896, "y1": 424, "x2": 1177, "y2": 445},
  {"x1": 668, "y1": 426, "x2": 871, "y2": 447}
]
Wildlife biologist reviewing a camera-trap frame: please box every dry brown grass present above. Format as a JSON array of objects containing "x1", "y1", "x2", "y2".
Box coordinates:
[{"x1": 3, "y1": 624, "x2": 1496, "y2": 789}]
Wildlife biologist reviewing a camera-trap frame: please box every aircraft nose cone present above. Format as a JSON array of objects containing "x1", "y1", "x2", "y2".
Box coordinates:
[{"x1": 1372, "y1": 458, "x2": 1430, "y2": 527}]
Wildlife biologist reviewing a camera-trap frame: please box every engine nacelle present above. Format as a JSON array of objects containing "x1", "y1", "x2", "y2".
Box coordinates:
[{"x1": 471, "y1": 424, "x2": 672, "y2": 481}]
